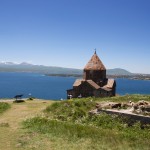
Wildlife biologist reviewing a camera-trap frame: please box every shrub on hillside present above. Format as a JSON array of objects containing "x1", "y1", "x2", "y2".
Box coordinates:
[
  {"x1": 27, "y1": 97, "x2": 35, "y2": 100},
  {"x1": 0, "y1": 102, "x2": 11, "y2": 113},
  {"x1": 45, "y1": 98, "x2": 96, "y2": 121}
]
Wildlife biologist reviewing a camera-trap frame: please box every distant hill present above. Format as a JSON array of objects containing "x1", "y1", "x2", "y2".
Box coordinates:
[
  {"x1": 0, "y1": 62, "x2": 132, "y2": 75},
  {"x1": 0, "y1": 62, "x2": 82, "y2": 74},
  {"x1": 107, "y1": 68, "x2": 132, "y2": 75}
]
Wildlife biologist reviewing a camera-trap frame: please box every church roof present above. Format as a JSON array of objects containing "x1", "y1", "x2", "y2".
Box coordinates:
[
  {"x1": 73, "y1": 79, "x2": 85, "y2": 87},
  {"x1": 106, "y1": 79, "x2": 115, "y2": 88},
  {"x1": 73, "y1": 79, "x2": 100, "y2": 90},
  {"x1": 84, "y1": 51, "x2": 106, "y2": 71},
  {"x1": 86, "y1": 80, "x2": 100, "y2": 89},
  {"x1": 103, "y1": 79, "x2": 115, "y2": 89}
]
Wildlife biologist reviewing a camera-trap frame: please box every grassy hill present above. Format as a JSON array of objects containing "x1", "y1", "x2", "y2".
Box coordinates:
[
  {"x1": 0, "y1": 99, "x2": 53, "y2": 150},
  {"x1": 0, "y1": 95, "x2": 150, "y2": 150}
]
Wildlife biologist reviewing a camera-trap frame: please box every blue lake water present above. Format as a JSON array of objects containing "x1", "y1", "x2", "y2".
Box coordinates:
[{"x1": 0, "y1": 72, "x2": 149, "y2": 100}]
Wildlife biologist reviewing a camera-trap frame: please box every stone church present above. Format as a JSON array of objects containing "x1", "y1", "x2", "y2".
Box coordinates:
[{"x1": 67, "y1": 51, "x2": 116, "y2": 98}]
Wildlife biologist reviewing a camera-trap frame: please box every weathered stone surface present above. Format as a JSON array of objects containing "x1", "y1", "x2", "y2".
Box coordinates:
[
  {"x1": 143, "y1": 106, "x2": 150, "y2": 112},
  {"x1": 111, "y1": 103, "x2": 121, "y2": 108},
  {"x1": 89, "y1": 101, "x2": 150, "y2": 123}
]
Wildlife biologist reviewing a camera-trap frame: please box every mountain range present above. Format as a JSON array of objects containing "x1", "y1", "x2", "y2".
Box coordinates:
[{"x1": 0, "y1": 62, "x2": 132, "y2": 75}]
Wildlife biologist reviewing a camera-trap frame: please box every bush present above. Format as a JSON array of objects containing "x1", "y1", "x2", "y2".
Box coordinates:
[
  {"x1": 13, "y1": 100, "x2": 25, "y2": 103},
  {"x1": 0, "y1": 102, "x2": 11, "y2": 113},
  {"x1": 0, "y1": 122, "x2": 9, "y2": 127},
  {"x1": 44, "y1": 98, "x2": 96, "y2": 122},
  {"x1": 27, "y1": 97, "x2": 34, "y2": 100}
]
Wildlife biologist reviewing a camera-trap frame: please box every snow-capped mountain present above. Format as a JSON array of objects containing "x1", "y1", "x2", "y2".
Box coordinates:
[{"x1": 0, "y1": 61, "x2": 32, "y2": 65}]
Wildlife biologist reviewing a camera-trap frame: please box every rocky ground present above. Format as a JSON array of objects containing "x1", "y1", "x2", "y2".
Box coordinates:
[{"x1": 90, "y1": 100, "x2": 150, "y2": 117}]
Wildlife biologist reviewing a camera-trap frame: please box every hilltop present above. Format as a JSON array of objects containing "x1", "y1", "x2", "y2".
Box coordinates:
[{"x1": 0, "y1": 95, "x2": 150, "y2": 150}]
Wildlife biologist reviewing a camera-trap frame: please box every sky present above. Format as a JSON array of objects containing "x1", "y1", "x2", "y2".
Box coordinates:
[{"x1": 0, "y1": 0, "x2": 150, "y2": 74}]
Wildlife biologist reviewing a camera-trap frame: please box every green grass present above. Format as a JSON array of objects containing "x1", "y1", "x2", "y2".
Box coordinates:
[
  {"x1": 95, "y1": 94, "x2": 150, "y2": 102},
  {"x1": 0, "y1": 102, "x2": 11, "y2": 114},
  {"x1": 0, "y1": 99, "x2": 54, "y2": 150},
  {"x1": 44, "y1": 94, "x2": 150, "y2": 123},
  {"x1": 23, "y1": 95, "x2": 150, "y2": 150},
  {"x1": 44, "y1": 97, "x2": 96, "y2": 121},
  {"x1": 23, "y1": 116, "x2": 150, "y2": 150}
]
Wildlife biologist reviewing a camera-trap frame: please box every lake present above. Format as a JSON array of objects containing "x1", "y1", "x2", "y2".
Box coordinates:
[{"x1": 0, "y1": 72, "x2": 149, "y2": 100}]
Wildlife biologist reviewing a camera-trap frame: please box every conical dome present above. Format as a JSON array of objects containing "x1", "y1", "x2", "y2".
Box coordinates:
[{"x1": 84, "y1": 51, "x2": 106, "y2": 71}]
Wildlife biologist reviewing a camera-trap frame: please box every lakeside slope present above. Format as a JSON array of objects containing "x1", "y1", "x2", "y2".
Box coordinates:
[
  {"x1": 0, "y1": 95, "x2": 150, "y2": 150},
  {"x1": 0, "y1": 99, "x2": 54, "y2": 150}
]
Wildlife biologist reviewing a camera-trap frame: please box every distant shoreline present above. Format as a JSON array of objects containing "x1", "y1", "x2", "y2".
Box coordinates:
[
  {"x1": 0, "y1": 71, "x2": 149, "y2": 80},
  {"x1": 46, "y1": 74, "x2": 150, "y2": 80},
  {"x1": 45, "y1": 74, "x2": 82, "y2": 78}
]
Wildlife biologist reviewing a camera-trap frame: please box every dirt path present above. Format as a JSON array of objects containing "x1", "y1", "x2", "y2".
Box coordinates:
[{"x1": 0, "y1": 100, "x2": 53, "y2": 150}]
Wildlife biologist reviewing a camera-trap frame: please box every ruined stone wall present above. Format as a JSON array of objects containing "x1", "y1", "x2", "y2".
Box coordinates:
[{"x1": 99, "y1": 109, "x2": 150, "y2": 124}]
